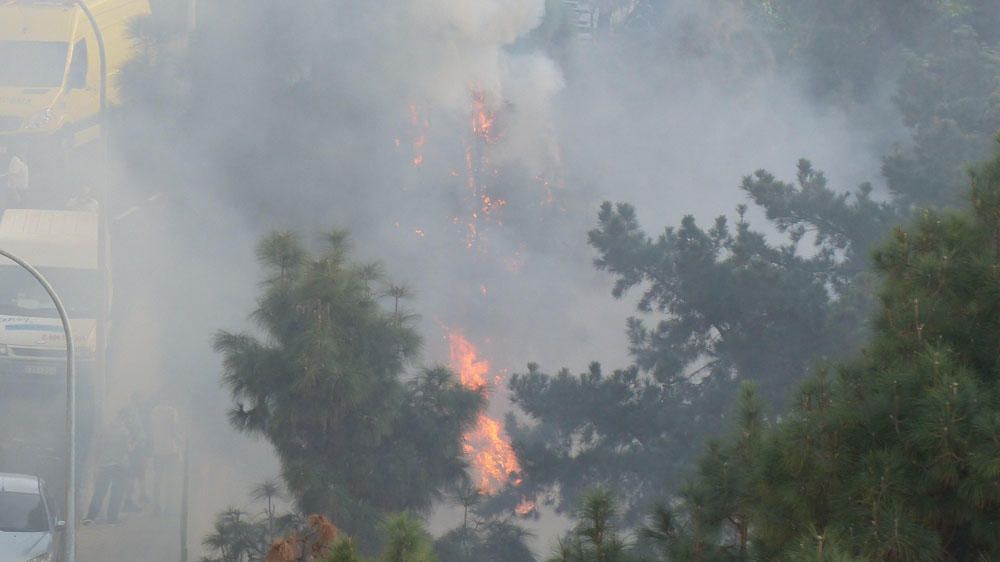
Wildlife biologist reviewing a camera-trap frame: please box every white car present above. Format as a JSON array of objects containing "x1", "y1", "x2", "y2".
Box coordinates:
[{"x1": 0, "y1": 473, "x2": 61, "y2": 562}]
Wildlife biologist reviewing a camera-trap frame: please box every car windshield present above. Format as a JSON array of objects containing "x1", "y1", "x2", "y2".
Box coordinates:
[
  {"x1": 0, "y1": 491, "x2": 47, "y2": 533},
  {"x1": 0, "y1": 41, "x2": 68, "y2": 87},
  {"x1": 0, "y1": 267, "x2": 98, "y2": 318}
]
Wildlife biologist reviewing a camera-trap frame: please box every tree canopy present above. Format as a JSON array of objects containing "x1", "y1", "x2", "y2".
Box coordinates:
[
  {"x1": 506, "y1": 160, "x2": 888, "y2": 521},
  {"x1": 644, "y1": 139, "x2": 1000, "y2": 561},
  {"x1": 215, "y1": 231, "x2": 482, "y2": 546},
  {"x1": 548, "y1": 490, "x2": 636, "y2": 562},
  {"x1": 504, "y1": 0, "x2": 1000, "y2": 525}
]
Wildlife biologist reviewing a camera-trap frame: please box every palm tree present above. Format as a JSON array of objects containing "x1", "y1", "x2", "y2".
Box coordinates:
[
  {"x1": 252, "y1": 479, "x2": 284, "y2": 540},
  {"x1": 255, "y1": 231, "x2": 306, "y2": 283},
  {"x1": 478, "y1": 520, "x2": 536, "y2": 562},
  {"x1": 448, "y1": 475, "x2": 481, "y2": 536},
  {"x1": 547, "y1": 538, "x2": 578, "y2": 562},
  {"x1": 201, "y1": 508, "x2": 261, "y2": 562},
  {"x1": 640, "y1": 505, "x2": 676, "y2": 554},
  {"x1": 383, "y1": 284, "x2": 413, "y2": 324},
  {"x1": 358, "y1": 262, "x2": 386, "y2": 295},
  {"x1": 436, "y1": 479, "x2": 536, "y2": 562},
  {"x1": 326, "y1": 539, "x2": 367, "y2": 562}
]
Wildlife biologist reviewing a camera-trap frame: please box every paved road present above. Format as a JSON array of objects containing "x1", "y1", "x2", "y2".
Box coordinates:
[
  {"x1": 0, "y1": 141, "x2": 276, "y2": 560},
  {"x1": 74, "y1": 190, "x2": 279, "y2": 561},
  {"x1": 78, "y1": 507, "x2": 182, "y2": 562},
  {"x1": 76, "y1": 189, "x2": 177, "y2": 562}
]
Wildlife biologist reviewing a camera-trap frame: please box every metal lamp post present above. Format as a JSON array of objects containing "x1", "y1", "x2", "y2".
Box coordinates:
[
  {"x1": 0, "y1": 249, "x2": 76, "y2": 562},
  {"x1": 72, "y1": 0, "x2": 107, "y2": 119},
  {"x1": 72, "y1": 0, "x2": 109, "y2": 419},
  {"x1": 68, "y1": 12, "x2": 110, "y2": 562},
  {"x1": 39, "y1": 5, "x2": 107, "y2": 562}
]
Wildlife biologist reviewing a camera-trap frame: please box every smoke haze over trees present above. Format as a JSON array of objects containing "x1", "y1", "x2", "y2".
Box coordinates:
[
  {"x1": 506, "y1": 167, "x2": 889, "y2": 520},
  {"x1": 495, "y1": 0, "x2": 1000, "y2": 526},
  {"x1": 640, "y1": 142, "x2": 1000, "y2": 561},
  {"x1": 102, "y1": 0, "x2": 1000, "y2": 558}
]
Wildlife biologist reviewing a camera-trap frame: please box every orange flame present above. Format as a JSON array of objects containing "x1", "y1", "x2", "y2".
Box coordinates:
[
  {"x1": 449, "y1": 332, "x2": 489, "y2": 389},
  {"x1": 408, "y1": 104, "x2": 429, "y2": 167},
  {"x1": 460, "y1": 92, "x2": 507, "y2": 249},
  {"x1": 448, "y1": 331, "x2": 521, "y2": 494},
  {"x1": 471, "y1": 93, "x2": 497, "y2": 142},
  {"x1": 515, "y1": 499, "x2": 537, "y2": 516}
]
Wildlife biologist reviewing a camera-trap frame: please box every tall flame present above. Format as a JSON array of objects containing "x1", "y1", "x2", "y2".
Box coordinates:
[
  {"x1": 448, "y1": 331, "x2": 521, "y2": 494},
  {"x1": 408, "y1": 104, "x2": 429, "y2": 167},
  {"x1": 459, "y1": 92, "x2": 507, "y2": 249},
  {"x1": 471, "y1": 92, "x2": 497, "y2": 143}
]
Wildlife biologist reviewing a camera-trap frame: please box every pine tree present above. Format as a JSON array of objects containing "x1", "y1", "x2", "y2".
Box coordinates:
[
  {"x1": 216, "y1": 230, "x2": 482, "y2": 546},
  {"x1": 641, "y1": 384, "x2": 765, "y2": 562},
  {"x1": 325, "y1": 540, "x2": 369, "y2": 562},
  {"x1": 508, "y1": 162, "x2": 885, "y2": 522},
  {"x1": 664, "y1": 140, "x2": 1000, "y2": 561},
  {"x1": 434, "y1": 477, "x2": 537, "y2": 562},
  {"x1": 549, "y1": 490, "x2": 636, "y2": 562},
  {"x1": 379, "y1": 513, "x2": 437, "y2": 562}
]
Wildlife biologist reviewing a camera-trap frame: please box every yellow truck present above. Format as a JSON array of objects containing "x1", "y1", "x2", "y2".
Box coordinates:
[{"x1": 0, "y1": 0, "x2": 151, "y2": 147}]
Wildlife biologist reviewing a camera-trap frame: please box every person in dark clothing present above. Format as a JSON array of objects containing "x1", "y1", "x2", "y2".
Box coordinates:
[
  {"x1": 0, "y1": 145, "x2": 29, "y2": 208},
  {"x1": 121, "y1": 392, "x2": 150, "y2": 513},
  {"x1": 149, "y1": 398, "x2": 181, "y2": 515},
  {"x1": 84, "y1": 412, "x2": 131, "y2": 524}
]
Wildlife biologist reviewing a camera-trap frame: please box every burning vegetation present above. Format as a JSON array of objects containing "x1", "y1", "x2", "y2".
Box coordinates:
[
  {"x1": 408, "y1": 104, "x2": 429, "y2": 167},
  {"x1": 448, "y1": 331, "x2": 538, "y2": 517},
  {"x1": 447, "y1": 331, "x2": 521, "y2": 494},
  {"x1": 98, "y1": 0, "x2": 1000, "y2": 559}
]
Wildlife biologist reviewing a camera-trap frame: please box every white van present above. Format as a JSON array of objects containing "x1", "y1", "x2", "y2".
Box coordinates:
[{"x1": 0, "y1": 209, "x2": 110, "y2": 382}]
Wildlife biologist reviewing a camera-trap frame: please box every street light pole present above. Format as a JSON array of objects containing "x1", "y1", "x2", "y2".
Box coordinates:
[
  {"x1": 73, "y1": 1, "x2": 107, "y2": 119},
  {"x1": 187, "y1": 0, "x2": 197, "y2": 32},
  {"x1": 72, "y1": 0, "x2": 110, "y2": 421},
  {"x1": 180, "y1": 436, "x2": 190, "y2": 562},
  {"x1": 0, "y1": 249, "x2": 76, "y2": 562}
]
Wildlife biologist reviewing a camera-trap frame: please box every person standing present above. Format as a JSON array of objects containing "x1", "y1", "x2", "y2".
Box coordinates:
[
  {"x1": 0, "y1": 146, "x2": 29, "y2": 208},
  {"x1": 66, "y1": 184, "x2": 99, "y2": 212},
  {"x1": 122, "y1": 392, "x2": 150, "y2": 513},
  {"x1": 149, "y1": 399, "x2": 181, "y2": 515},
  {"x1": 84, "y1": 412, "x2": 131, "y2": 524}
]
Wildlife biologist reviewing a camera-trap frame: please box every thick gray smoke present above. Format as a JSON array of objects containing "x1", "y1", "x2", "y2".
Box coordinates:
[
  {"x1": 109, "y1": 0, "x2": 904, "y2": 555},
  {"x1": 406, "y1": 0, "x2": 558, "y2": 107}
]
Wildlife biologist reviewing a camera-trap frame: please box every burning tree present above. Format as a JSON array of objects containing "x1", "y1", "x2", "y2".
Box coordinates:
[
  {"x1": 199, "y1": 483, "x2": 442, "y2": 562},
  {"x1": 215, "y1": 230, "x2": 483, "y2": 548},
  {"x1": 447, "y1": 332, "x2": 521, "y2": 494}
]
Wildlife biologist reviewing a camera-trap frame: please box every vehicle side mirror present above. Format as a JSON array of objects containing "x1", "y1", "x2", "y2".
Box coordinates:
[{"x1": 55, "y1": 520, "x2": 66, "y2": 531}]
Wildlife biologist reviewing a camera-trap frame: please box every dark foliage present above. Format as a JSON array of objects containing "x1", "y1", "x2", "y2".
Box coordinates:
[
  {"x1": 507, "y1": 161, "x2": 885, "y2": 521},
  {"x1": 647, "y1": 141, "x2": 1000, "y2": 561},
  {"x1": 216, "y1": 231, "x2": 482, "y2": 547}
]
